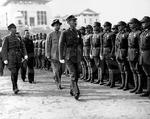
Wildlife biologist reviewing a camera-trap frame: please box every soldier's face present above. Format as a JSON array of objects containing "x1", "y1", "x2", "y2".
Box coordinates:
[
  {"x1": 25, "y1": 31, "x2": 30, "y2": 38},
  {"x1": 118, "y1": 25, "x2": 125, "y2": 31},
  {"x1": 129, "y1": 23, "x2": 137, "y2": 30},
  {"x1": 54, "y1": 24, "x2": 61, "y2": 31},
  {"x1": 142, "y1": 22, "x2": 150, "y2": 29},
  {"x1": 68, "y1": 19, "x2": 77, "y2": 28},
  {"x1": 93, "y1": 25, "x2": 99, "y2": 31},
  {"x1": 85, "y1": 28, "x2": 91, "y2": 34},
  {"x1": 104, "y1": 25, "x2": 111, "y2": 31}
]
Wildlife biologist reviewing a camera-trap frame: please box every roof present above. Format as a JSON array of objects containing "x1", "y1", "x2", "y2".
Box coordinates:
[
  {"x1": 76, "y1": 8, "x2": 99, "y2": 16},
  {"x1": 3, "y1": 0, "x2": 52, "y2": 6}
]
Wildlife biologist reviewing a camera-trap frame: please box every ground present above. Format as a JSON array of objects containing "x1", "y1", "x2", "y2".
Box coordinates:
[{"x1": 0, "y1": 68, "x2": 150, "y2": 119}]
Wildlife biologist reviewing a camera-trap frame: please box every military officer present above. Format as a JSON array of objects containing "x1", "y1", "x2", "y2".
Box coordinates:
[
  {"x1": 102, "y1": 22, "x2": 116, "y2": 88},
  {"x1": 46, "y1": 19, "x2": 64, "y2": 89},
  {"x1": 83, "y1": 25, "x2": 93, "y2": 82},
  {"x1": 0, "y1": 38, "x2": 4, "y2": 76},
  {"x1": 59, "y1": 15, "x2": 83, "y2": 100},
  {"x1": 115, "y1": 21, "x2": 130, "y2": 91},
  {"x1": 91, "y1": 22, "x2": 104, "y2": 84},
  {"x1": 140, "y1": 16, "x2": 150, "y2": 99},
  {"x1": 21, "y1": 30, "x2": 35, "y2": 83},
  {"x1": 1, "y1": 23, "x2": 27, "y2": 94},
  {"x1": 128, "y1": 18, "x2": 143, "y2": 94}
]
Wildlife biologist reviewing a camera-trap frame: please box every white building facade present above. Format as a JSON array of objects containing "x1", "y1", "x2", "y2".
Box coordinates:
[{"x1": 0, "y1": 0, "x2": 52, "y2": 29}]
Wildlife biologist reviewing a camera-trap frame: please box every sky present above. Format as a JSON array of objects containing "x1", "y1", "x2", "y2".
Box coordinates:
[
  {"x1": 0, "y1": 0, "x2": 150, "y2": 25},
  {"x1": 48, "y1": 0, "x2": 150, "y2": 24}
]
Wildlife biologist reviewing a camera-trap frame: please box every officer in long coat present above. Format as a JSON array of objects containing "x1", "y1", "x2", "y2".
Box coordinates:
[
  {"x1": 115, "y1": 21, "x2": 130, "y2": 91},
  {"x1": 2, "y1": 24, "x2": 27, "y2": 94},
  {"x1": 128, "y1": 18, "x2": 143, "y2": 94},
  {"x1": 46, "y1": 19, "x2": 64, "y2": 89},
  {"x1": 140, "y1": 16, "x2": 150, "y2": 99},
  {"x1": 102, "y1": 22, "x2": 116, "y2": 88},
  {"x1": 59, "y1": 15, "x2": 83, "y2": 100},
  {"x1": 20, "y1": 30, "x2": 35, "y2": 83}
]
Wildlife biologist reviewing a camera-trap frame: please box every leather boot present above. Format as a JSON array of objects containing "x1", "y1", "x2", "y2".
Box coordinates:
[
  {"x1": 135, "y1": 74, "x2": 143, "y2": 94},
  {"x1": 130, "y1": 73, "x2": 138, "y2": 93},
  {"x1": 118, "y1": 72, "x2": 125, "y2": 89},
  {"x1": 110, "y1": 70, "x2": 115, "y2": 88}
]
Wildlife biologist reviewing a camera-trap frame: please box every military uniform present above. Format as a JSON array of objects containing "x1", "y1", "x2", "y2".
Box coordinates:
[
  {"x1": 139, "y1": 16, "x2": 150, "y2": 98},
  {"x1": 21, "y1": 36, "x2": 35, "y2": 83},
  {"x1": 46, "y1": 19, "x2": 64, "y2": 89},
  {"x1": 128, "y1": 18, "x2": 143, "y2": 94},
  {"x1": 41, "y1": 38, "x2": 46, "y2": 69},
  {"x1": 115, "y1": 22, "x2": 130, "y2": 90},
  {"x1": 59, "y1": 15, "x2": 82, "y2": 100},
  {"x1": 1, "y1": 24, "x2": 27, "y2": 93},
  {"x1": 82, "y1": 25, "x2": 93, "y2": 82},
  {"x1": 91, "y1": 30, "x2": 103, "y2": 84},
  {"x1": 102, "y1": 22, "x2": 116, "y2": 88},
  {"x1": 34, "y1": 36, "x2": 39, "y2": 68}
]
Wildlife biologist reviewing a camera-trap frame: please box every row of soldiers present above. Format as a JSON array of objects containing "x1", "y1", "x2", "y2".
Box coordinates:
[{"x1": 78, "y1": 16, "x2": 150, "y2": 99}]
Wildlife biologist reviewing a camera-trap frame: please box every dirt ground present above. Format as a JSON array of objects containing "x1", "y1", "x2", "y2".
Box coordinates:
[{"x1": 0, "y1": 68, "x2": 150, "y2": 119}]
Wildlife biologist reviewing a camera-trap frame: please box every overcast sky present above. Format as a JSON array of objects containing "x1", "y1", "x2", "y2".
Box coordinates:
[
  {"x1": 0, "y1": 0, "x2": 150, "y2": 25},
  {"x1": 48, "y1": 0, "x2": 150, "y2": 24}
]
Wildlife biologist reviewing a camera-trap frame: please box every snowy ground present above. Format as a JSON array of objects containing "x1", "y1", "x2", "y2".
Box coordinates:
[{"x1": 0, "y1": 68, "x2": 150, "y2": 119}]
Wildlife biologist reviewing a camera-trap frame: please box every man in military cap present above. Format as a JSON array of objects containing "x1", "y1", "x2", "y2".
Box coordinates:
[
  {"x1": 115, "y1": 21, "x2": 130, "y2": 91},
  {"x1": 139, "y1": 16, "x2": 150, "y2": 98},
  {"x1": 20, "y1": 30, "x2": 35, "y2": 83},
  {"x1": 46, "y1": 19, "x2": 64, "y2": 89},
  {"x1": 82, "y1": 25, "x2": 93, "y2": 82},
  {"x1": 102, "y1": 21, "x2": 116, "y2": 88},
  {"x1": 1, "y1": 23, "x2": 27, "y2": 94},
  {"x1": 128, "y1": 18, "x2": 143, "y2": 94},
  {"x1": 0, "y1": 38, "x2": 4, "y2": 76},
  {"x1": 59, "y1": 15, "x2": 83, "y2": 100},
  {"x1": 91, "y1": 22, "x2": 104, "y2": 84}
]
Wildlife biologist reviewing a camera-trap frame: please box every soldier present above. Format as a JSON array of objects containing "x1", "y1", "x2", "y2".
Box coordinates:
[
  {"x1": 128, "y1": 18, "x2": 143, "y2": 94},
  {"x1": 0, "y1": 38, "x2": 4, "y2": 76},
  {"x1": 112, "y1": 25, "x2": 118, "y2": 34},
  {"x1": 79, "y1": 26, "x2": 86, "y2": 80},
  {"x1": 34, "y1": 35, "x2": 39, "y2": 68},
  {"x1": 83, "y1": 25, "x2": 93, "y2": 82},
  {"x1": 41, "y1": 34, "x2": 46, "y2": 69},
  {"x1": 102, "y1": 22, "x2": 116, "y2": 88},
  {"x1": 140, "y1": 16, "x2": 150, "y2": 98},
  {"x1": 91, "y1": 22, "x2": 104, "y2": 84},
  {"x1": 46, "y1": 19, "x2": 64, "y2": 89},
  {"x1": 115, "y1": 21, "x2": 130, "y2": 91},
  {"x1": 59, "y1": 15, "x2": 82, "y2": 100},
  {"x1": 1, "y1": 23, "x2": 27, "y2": 94},
  {"x1": 20, "y1": 30, "x2": 35, "y2": 83}
]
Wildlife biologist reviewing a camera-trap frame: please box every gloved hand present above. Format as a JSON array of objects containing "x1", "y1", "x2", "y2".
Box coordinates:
[
  {"x1": 60, "y1": 59, "x2": 65, "y2": 64},
  {"x1": 4, "y1": 60, "x2": 8, "y2": 65},
  {"x1": 24, "y1": 55, "x2": 28, "y2": 60}
]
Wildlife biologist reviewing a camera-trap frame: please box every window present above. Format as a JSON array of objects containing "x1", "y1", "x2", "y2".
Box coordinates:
[
  {"x1": 84, "y1": 18, "x2": 86, "y2": 24},
  {"x1": 18, "y1": 20, "x2": 22, "y2": 25},
  {"x1": 30, "y1": 17, "x2": 35, "y2": 26},
  {"x1": 21, "y1": 11, "x2": 28, "y2": 25},
  {"x1": 37, "y1": 11, "x2": 47, "y2": 25}
]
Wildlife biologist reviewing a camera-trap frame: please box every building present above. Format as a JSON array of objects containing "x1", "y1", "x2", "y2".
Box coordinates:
[
  {"x1": 75, "y1": 8, "x2": 100, "y2": 27},
  {"x1": 0, "y1": 0, "x2": 52, "y2": 30},
  {"x1": 55, "y1": 8, "x2": 100, "y2": 29}
]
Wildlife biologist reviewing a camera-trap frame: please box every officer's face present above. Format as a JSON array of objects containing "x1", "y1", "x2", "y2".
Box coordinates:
[
  {"x1": 54, "y1": 23, "x2": 61, "y2": 31},
  {"x1": 80, "y1": 29, "x2": 85, "y2": 35},
  {"x1": 142, "y1": 22, "x2": 150, "y2": 29},
  {"x1": 85, "y1": 28, "x2": 91, "y2": 34},
  {"x1": 129, "y1": 23, "x2": 137, "y2": 30},
  {"x1": 10, "y1": 27, "x2": 16, "y2": 34},
  {"x1": 68, "y1": 19, "x2": 77, "y2": 28}
]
